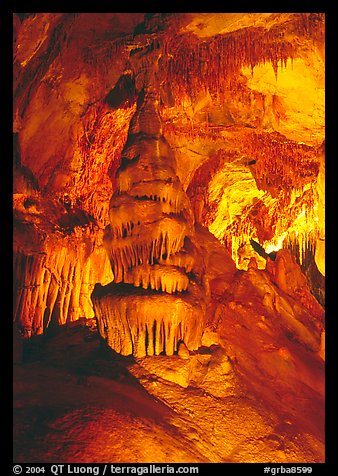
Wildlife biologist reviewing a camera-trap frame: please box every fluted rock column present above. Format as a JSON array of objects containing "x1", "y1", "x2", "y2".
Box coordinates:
[{"x1": 92, "y1": 87, "x2": 207, "y2": 357}]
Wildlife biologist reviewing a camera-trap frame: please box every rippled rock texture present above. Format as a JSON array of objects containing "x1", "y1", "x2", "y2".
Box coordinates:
[{"x1": 92, "y1": 89, "x2": 208, "y2": 356}]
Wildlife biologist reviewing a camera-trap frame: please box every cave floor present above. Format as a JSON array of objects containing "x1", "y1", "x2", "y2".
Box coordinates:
[{"x1": 13, "y1": 320, "x2": 324, "y2": 463}]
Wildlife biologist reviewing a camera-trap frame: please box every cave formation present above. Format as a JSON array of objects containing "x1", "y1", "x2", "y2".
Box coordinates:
[
  {"x1": 13, "y1": 13, "x2": 325, "y2": 464},
  {"x1": 92, "y1": 85, "x2": 207, "y2": 357}
]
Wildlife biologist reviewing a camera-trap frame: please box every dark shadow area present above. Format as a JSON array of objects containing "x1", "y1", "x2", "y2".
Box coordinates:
[{"x1": 104, "y1": 73, "x2": 137, "y2": 110}]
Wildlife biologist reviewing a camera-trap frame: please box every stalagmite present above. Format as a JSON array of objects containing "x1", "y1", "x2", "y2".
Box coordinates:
[{"x1": 93, "y1": 85, "x2": 207, "y2": 357}]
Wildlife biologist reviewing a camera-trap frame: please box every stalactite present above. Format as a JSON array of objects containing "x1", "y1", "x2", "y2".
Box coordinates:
[
  {"x1": 92, "y1": 282, "x2": 206, "y2": 357},
  {"x1": 294, "y1": 13, "x2": 325, "y2": 43},
  {"x1": 105, "y1": 220, "x2": 190, "y2": 284},
  {"x1": 13, "y1": 239, "x2": 112, "y2": 336},
  {"x1": 157, "y1": 15, "x2": 319, "y2": 102},
  {"x1": 123, "y1": 264, "x2": 189, "y2": 294},
  {"x1": 184, "y1": 124, "x2": 320, "y2": 269}
]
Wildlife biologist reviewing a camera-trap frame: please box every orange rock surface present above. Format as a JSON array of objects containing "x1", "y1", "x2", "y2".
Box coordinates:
[{"x1": 13, "y1": 13, "x2": 325, "y2": 464}]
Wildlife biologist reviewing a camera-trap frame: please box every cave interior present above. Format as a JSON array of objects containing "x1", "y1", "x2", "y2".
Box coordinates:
[{"x1": 13, "y1": 12, "x2": 325, "y2": 464}]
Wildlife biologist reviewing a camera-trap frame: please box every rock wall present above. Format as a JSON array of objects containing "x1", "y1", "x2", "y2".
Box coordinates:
[{"x1": 13, "y1": 13, "x2": 325, "y2": 338}]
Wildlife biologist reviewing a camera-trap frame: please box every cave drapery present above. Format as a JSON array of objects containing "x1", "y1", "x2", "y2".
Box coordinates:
[
  {"x1": 13, "y1": 12, "x2": 325, "y2": 337},
  {"x1": 92, "y1": 81, "x2": 208, "y2": 357}
]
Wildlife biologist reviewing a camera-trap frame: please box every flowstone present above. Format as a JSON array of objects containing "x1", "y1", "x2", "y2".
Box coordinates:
[{"x1": 92, "y1": 88, "x2": 208, "y2": 356}]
